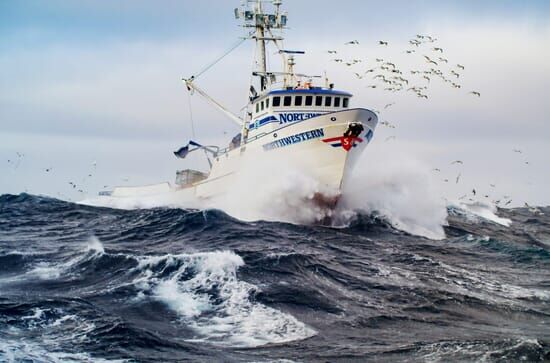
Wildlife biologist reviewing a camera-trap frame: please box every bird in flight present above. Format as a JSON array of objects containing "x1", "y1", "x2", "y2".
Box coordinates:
[
  {"x1": 438, "y1": 57, "x2": 448, "y2": 63},
  {"x1": 345, "y1": 40, "x2": 359, "y2": 45},
  {"x1": 513, "y1": 149, "x2": 522, "y2": 153},
  {"x1": 469, "y1": 91, "x2": 481, "y2": 97},
  {"x1": 432, "y1": 168, "x2": 441, "y2": 172},
  {"x1": 378, "y1": 40, "x2": 388, "y2": 46},
  {"x1": 450, "y1": 70, "x2": 460, "y2": 78},
  {"x1": 384, "y1": 102, "x2": 395, "y2": 109},
  {"x1": 432, "y1": 47, "x2": 443, "y2": 52},
  {"x1": 455, "y1": 173, "x2": 461, "y2": 184},
  {"x1": 405, "y1": 50, "x2": 415, "y2": 54},
  {"x1": 423, "y1": 55, "x2": 438, "y2": 65},
  {"x1": 366, "y1": 85, "x2": 377, "y2": 89},
  {"x1": 327, "y1": 50, "x2": 337, "y2": 54},
  {"x1": 333, "y1": 58, "x2": 343, "y2": 63},
  {"x1": 451, "y1": 160, "x2": 463, "y2": 164},
  {"x1": 472, "y1": 188, "x2": 476, "y2": 196},
  {"x1": 423, "y1": 75, "x2": 431, "y2": 83},
  {"x1": 457, "y1": 64, "x2": 465, "y2": 70}
]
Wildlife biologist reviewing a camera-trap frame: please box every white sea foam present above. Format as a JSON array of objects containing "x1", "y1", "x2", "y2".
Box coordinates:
[
  {"x1": 26, "y1": 236, "x2": 105, "y2": 280},
  {"x1": 205, "y1": 153, "x2": 339, "y2": 224},
  {"x1": 448, "y1": 199, "x2": 512, "y2": 226},
  {"x1": 338, "y1": 152, "x2": 448, "y2": 239},
  {"x1": 132, "y1": 250, "x2": 316, "y2": 347},
  {"x1": 0, "y1": 336, "x2": 126, "y2": 363},
  {"x1": 81, "y1": 148, "x2": 450, "y2": 239}
]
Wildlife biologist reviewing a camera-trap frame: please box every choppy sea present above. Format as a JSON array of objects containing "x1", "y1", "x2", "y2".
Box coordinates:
[{"x1": 0, "y1": 193, "x2": 548, "y2": 362}]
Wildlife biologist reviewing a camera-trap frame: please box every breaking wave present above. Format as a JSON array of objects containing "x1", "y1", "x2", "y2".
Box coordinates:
[{"x1": 1, "y1": 193, "x2": 548, "y2": 361}]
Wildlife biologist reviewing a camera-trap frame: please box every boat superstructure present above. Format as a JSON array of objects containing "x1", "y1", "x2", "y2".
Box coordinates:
[{"x1": 105, "y1": 0, "x2": 378, "y2": 207}]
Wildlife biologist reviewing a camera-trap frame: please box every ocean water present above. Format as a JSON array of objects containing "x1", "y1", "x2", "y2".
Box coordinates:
[{"x1": 0, "y1": 193, "x2": 549, "y2": 362}]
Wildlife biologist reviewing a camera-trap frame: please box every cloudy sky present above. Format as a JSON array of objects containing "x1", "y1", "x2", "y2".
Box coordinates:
[{"x1": 1, "y1": 0, "x2": 549, "y2": 206}]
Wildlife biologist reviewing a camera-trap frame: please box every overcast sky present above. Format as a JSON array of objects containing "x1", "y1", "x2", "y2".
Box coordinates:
[{"x1": 1, "y1": 0, "x2": 549, "y2": 206}]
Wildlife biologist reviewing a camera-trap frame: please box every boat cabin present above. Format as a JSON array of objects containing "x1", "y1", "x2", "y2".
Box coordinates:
[{"x1": 247, "y1": 87, "x2": 352, "y2": 137}]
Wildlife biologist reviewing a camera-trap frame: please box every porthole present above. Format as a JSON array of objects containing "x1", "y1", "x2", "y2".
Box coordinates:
[
  {"x1": 330, "y1": 117, "x2": 336, "y2": 121},
  {"x1": 273, "y1": 133, "x2": 278, "y2": 138}
]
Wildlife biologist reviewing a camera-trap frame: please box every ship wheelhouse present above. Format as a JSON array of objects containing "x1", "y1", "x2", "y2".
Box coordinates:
[{"x1": 247, "y1": 88, "x2": 353, "y2": 138}]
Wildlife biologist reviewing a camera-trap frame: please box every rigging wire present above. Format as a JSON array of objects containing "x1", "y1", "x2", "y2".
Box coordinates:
[{"x1": 191, "y1": 32, "x2": 253, "y2": 81}]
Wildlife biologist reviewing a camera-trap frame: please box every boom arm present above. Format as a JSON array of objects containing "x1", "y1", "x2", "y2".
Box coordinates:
[{"x1": 182, "y1": 78, "x2": 244, "y2": 127}]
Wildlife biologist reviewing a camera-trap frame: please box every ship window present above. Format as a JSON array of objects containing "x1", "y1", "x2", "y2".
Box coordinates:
[
  {"x1": 343, "y1": 98, "x2": 349, "y2": 108},
  {"x1": 305, "y1": 95, "x2": 313, "y2": 106},
  {"x1": 260, "y1": 101, "x2": 264, "y2": 111},
  {"x1": 283, "y1": 96, "x2": 292, "y2": 106},
  {"x1": 295, "y1": 95, "x2": 303, "y2": 106},
  {"x1": 334, "y1": 97, "x2": 341, "y2": 107},
  {"x1": 256, "y1": 102, "x2": 259, "y2": 113},
  {"x1": 266, "y1": 98, "x2": 270, "y2": 108},
  {"x1": 325, "y1": 96, "x2": 332, "y2": 107},
  {"x1": 315, "y1": 95, "x2": 323, "y2": 106},
  {"x1": 273, "y1": 96, "x2": 281, "y2": 107}
]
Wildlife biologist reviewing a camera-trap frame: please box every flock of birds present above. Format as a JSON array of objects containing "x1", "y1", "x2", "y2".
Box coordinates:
[
  {"x1": 431, "y1": 150, "x2": 531, "y2": 207},
  {"x1": 323, "y1": 34, "x2": 535, "y2": 208},
  {"x1": 6, "y1": 155, "x2": 119, "y2": 199},
  {"x1": 328, "y1": 34, "x2": 481, "y2": 100}
]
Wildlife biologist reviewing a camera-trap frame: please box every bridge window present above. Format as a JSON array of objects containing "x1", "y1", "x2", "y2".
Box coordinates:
[
  {"x1": 343, "y1": 97, "x2": 349, "y2": 108},
  {"x1": 315, "y1": 95, "x2": 323, "y2": 106},
  {"x1": 305, "y1": 95, "x2": 313, "y2": 106},
  {"x1": 334, "y1": 97, "x2": 341, "y2": 107},
  {"x1": 295, "y1": 95, "x2": 303, "y2": 106},
  {"x1": 325, "y1": 96, "x2": 332, "y2": 107},
  {"x1": 260, "y1": 100, "x2": 264, "y2": 111},
  {"x1": 272, "y1": 96, "x2": 281, "y2": 107},
  {"x1": 265, "y1": 98, "x2": 270, "y2": 108},
  {"x1": 256, "y1": 102, "x2": 259, "y2": 113},
  {"x1": 284, "y1": 96, "x2": 292, "y2": 106}
]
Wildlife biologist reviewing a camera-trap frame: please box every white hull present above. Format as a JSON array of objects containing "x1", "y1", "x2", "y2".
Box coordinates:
[{"x1": 108, "y1": 108, "x2": 377, "y2": 205}]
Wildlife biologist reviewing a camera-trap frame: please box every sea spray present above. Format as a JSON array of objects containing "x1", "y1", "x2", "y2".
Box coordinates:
[{"x1": 338, "y1": 150, "x2": 448, "y2": 239}]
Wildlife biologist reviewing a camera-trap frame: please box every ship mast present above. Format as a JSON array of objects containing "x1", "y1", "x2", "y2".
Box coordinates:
[
  {"x1": 236, "y1": 0, "x2": 287, "y2": 92},
  {"x1": 255, "y1": 1, "x2": 267, "y2": 91}
]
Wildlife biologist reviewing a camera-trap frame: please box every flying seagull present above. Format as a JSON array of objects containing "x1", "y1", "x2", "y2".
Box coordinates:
[
  {"x1": 345, "y1": 40, "x2": 359, "y2": 45},
  {"x1": 327, "y1": 50, "x2": 337, "y2": 54},
  {"x1": 469, "y1": 91, "x2": 481, "y2": 97},
  {"x1": 457, "y1": 64, "x2": 465, "y2": 70},
  {"x1": 378, "y1": 40, "x2": 388, "y2": 46},
  {"x1": 451, "y1": 160, "x2": 463, "y2": 164}
]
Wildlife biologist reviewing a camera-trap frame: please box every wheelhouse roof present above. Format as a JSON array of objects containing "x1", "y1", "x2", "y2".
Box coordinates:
[{"x1": 267, "y1": 88, "x2": 353, "y2": 97}]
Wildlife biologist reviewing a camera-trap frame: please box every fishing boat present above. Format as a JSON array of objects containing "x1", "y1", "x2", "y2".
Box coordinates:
[{"x1": 102, "y1": 0, "x2": 378, "y2": 208}]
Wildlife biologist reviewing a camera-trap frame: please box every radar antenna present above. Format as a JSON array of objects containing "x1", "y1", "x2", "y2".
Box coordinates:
[{"x1": 235, "y1": 0, "x2": 288, "y2": 91}]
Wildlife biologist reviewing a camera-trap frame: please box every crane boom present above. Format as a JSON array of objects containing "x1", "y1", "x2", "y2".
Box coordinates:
[{"x1": 182, "y1": 78, "x2": 243, "y2": 127}]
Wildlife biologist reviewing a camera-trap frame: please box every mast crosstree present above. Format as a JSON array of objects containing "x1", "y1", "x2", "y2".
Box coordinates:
[{"x1": 235, "y1": 0, "x2": 288, "y2": 91}]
